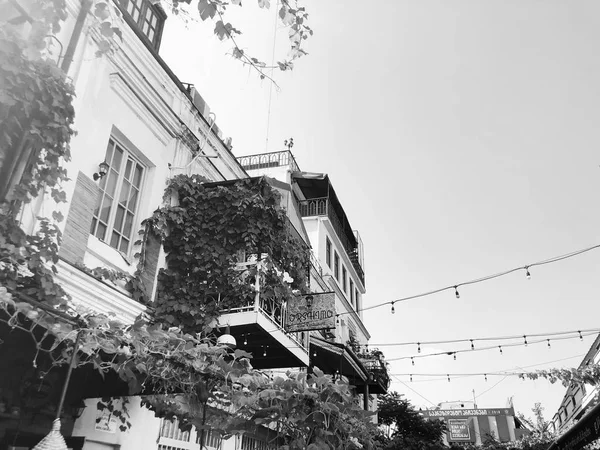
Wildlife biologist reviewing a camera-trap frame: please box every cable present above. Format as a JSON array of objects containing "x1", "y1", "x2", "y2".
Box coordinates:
[
  {"x1": 386, "y1": 331, "x2": 598, "y2": 362},
  {"x1": 392, "y1": 375, "x2": 437, "y2": 407},
  {"x1": 344, "y1": 243, "x2": 600, "y2": 318},
  {"x1": 476, "y1": 375, "x2": 509, "y2": 399},
  {"x1": 367, "y1": 327, "x2": 600, "y2": 348}
]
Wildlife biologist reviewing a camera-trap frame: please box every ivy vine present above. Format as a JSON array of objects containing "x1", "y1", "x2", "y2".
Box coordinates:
[{"x1": 141, "y1": 175, "x2": 310, "y2": 333}]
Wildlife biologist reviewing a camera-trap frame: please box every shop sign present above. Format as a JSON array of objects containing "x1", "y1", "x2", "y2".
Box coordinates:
[
  {"x1": 286, "y1": 292, "x2": 335, "y2": 332},
  {"x1": 448, "y1": 419, "x2": 471, "y2": 441}
]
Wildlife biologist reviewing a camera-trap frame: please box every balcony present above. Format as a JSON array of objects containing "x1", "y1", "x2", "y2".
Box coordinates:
[
  {"x1": 298, "y1": 197, "x2": 365, "y2": 286},
  {"x1": 237, "y1": 150, "x2": 300, "y2": 173},
  {"x1": 359, "y1": 358, "x2": 390, "y2": 395}
]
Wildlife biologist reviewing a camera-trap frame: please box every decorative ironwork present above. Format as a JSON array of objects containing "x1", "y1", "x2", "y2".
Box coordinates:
[
  {"x1": 361, "y1": 358, "x2": 390, "y2": 392},
  {"x1": 237, "y1": 150, "x2": 300, "y2": 173}
]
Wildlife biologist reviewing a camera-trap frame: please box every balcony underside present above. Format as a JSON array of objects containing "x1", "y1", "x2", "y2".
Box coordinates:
[
  {"x1": 219, "y1": 309, "x2": 310, "y2": 370},
  {"x1": 309, "y1": 336, "x2": 367, "y2": 386}
]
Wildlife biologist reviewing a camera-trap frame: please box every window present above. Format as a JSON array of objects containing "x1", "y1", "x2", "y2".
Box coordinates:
[
  {"x1": 350, "y1": 280, "x2": 354, "y2": 306},
  {"x1": 355, "y1": 290, "x2": 360, "y2": 311},
  {"x1": 334, "y1": 252, "x2": 340, "y2": 281},
  {"x1": 325, "y1": 237, "x2": 332, "y2": 268},
  {"x1": 118, "y1": 0, "x2": 165, "y2": 49},
  {"x1": 342, "y1": 266, "x2": 347, "y2": 292},
  {"x1": 91, "y1": 137, "x2": 145, "y2": 255}
]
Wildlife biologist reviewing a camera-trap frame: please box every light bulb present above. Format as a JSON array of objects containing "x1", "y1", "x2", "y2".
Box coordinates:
[
  {"x1": 524, "y1": 335, "x2": 528, "y2": 346},
  {"x1": 547, "y1": 339, "x2": 551, "y2": 349},
  {"x1": 263, "y1": 347, "x2": 267, "y2": 357},
  {"x1": 410, "y1": 375, "x2": 413, "y2": 382},
  {"x1": 499, "y1": 346, "x2": 503, "y2": 355},
  {"x1": 526, "y1": 267, "x2": 531, "y2": 279},
  {"x1": 244, "y1": 335, "x2": 248, "y2": 346},
  {"x1": 391, "y1": 302, "x2": 395, "y2": 314},
  {"x1": 417, "y1": 342, "x2": 421, "y2": 353},
  {"x1": 336, "y1": 315, "x2": 340, "y2": 325},
  {"x1": 579, "y1": 331, "x2": 583, "y2": 341},
  {"x1": 484, "y1": 374, "x2": 488, "y2": 382},
  {"x1": 411, "y1": 357, "x2": 415, "y2": 366},
  {"x1": 453, "y1": 353, "x2": 457, "y2": 360},
  {"x1": 447, "y1": 374, "x2": 450, "y2": 382},
  {"x1": 454, "y1": 286, "x2": 460, "y2": 299},
  {"x1": 470, "y1": 339, "x2": 474, "y2": 350}
]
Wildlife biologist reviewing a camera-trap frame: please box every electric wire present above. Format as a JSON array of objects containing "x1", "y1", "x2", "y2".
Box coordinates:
[{"x1": 392, "y1": 375, "x2": 437, "y2": 407}]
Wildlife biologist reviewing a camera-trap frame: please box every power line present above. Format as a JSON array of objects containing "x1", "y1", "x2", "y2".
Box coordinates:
[{"x1": 392, "y1": 375, "x2": 437, "y2": 407}]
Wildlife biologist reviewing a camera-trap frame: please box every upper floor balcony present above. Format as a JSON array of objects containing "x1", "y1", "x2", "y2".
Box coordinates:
[
  {"x1": 359, "y1": 357, "x2": 390, "y2": 395},
  {"x1": 237, "y1": 150, "x2": 300, "y2": 174},
  {"x1": 298, "y1": 196, "x2": 365, "y2": 286}
]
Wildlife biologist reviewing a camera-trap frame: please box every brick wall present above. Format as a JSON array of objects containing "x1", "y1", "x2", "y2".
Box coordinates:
[{"x1": 59, "y1": 171, "x2": 100, "y2": 264}]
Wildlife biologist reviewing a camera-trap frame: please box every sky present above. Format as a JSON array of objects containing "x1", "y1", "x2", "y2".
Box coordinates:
[{"x1": 160, "y1": 1, "x2": 600, "y2": 420}]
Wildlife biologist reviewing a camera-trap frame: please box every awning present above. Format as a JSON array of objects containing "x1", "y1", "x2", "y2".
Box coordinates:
[
  {"x1": 310, "y1": 336, "x2": 368, "y2": 384},
  {"x1": 547, "y1": 401, "x2": 600, "y2": 450}
]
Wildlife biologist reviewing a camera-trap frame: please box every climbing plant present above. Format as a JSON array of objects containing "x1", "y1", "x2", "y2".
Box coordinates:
[{"x1": 142, "y1": 174, "x2": 310, "y2": 333}]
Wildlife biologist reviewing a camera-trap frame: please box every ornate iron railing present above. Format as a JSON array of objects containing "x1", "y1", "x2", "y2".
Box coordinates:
[
  {"x1": 298, "y1": 197, "x2": 365, "y2": 285},
  {"x1": 237, "y1": 151, "x2": 300, "y2": 173},
  {"x1": 361, "y1": 358, "x2": 390, "y2": 392}
]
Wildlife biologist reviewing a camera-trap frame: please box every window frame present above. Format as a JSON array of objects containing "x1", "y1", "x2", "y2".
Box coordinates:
[
  {"x1": 342, "y1": 266, "x2": 347, "y2": 293},
  {"x1": 90, "y1": 136, "x2": 146, "y2": 257},
  {"x1": 349, "y1": 279, "x2": 354, "y2": 306},
  {"x1": 117, "y1": 0, "x2": 166, "y2": 50},
  {"x1": 334, "y1": 251, "x2": 340, "y2": 281},
  {"x1": 325, "y1": 237, "x2": 332, "y2": 268}
]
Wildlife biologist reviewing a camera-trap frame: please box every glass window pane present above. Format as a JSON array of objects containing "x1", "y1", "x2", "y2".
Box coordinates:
[
  {"x1": 124, "y1": 212, "x2": 134, "y2": 237},
  {"x1": 114, "y1": 205, "x2": 125, "y2": 232},
  {"x1": 119, "y1": 180, "x2": 131, "y2": 206},
  {"x1": 119, "y1": 237, "x2": 129, "y2": 253},
  {"x1": 127, "y1": 2, "x2": 134, "y2": 15},
  {"x1": 151, "y1": 14, "x2": 157, "y2": 26},
  {"x1": 124, "y1": 159, "x2": 132, "y2": 180},
  {"x1": 96, "y1": 222, "x2": 107, "y2": 241},
  {"x1": 147, "y1": 28, "x2": 155, "y2": 42},
  {"x1": 90, "y1": 217, "x2": 97, "y2": 234},
  {"x1": 112, "y1": 146, "x2": 123, "y2": 171},
  {"x1": 133, "y1": 164, "x2": 143, "y2": 187},
  {"x1": 106, "y1": 170, "x2": 118, "y2": 196},
  {"x1": 132, "y1": 8, "x2": 140, "y2": 21},
  {"x1": 146, "y1": 8, "x2": 152, "y2": 20},
  {"x1": 128, "y1": 188, "x2": 138, "y2": 210},
  {"x1": 99, "y1": 196, "x2": 112, "y2": 222},
  {"x1": 110, "y1": 231, "x2": 120, "y2": 249},
  {"x1": 105, "y1": 140, "x2": 114, "y2": 167}
]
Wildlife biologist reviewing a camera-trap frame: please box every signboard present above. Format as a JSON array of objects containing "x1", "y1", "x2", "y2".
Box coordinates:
[
  {"x1": 448, "y1": 419, "x2": 471, "y2": 441},
  {"x1": 422, "y1": 408, "x2": 514, "y2": 418},
  {"x1": 286, "y1": 292, "x2": 335, "y2": 332}
]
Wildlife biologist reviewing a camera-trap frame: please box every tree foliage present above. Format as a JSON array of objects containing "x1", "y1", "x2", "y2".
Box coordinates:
[{"x1": 377, "y1": 391, "x2": 446, "y2": 450}]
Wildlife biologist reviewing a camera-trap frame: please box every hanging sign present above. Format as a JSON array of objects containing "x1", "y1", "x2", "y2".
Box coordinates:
[
  {"x1": 448, "y1": 419, "x2": 471, "y2": 441},
  {"x1": 286, "y1": 292, "x2": 336, "y2": 332}
]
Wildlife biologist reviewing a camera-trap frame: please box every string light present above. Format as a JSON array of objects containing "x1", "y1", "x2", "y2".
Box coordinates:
[
  {"x1": 524, "y1": 336, "x2": 528, "y2": 346},
  {"x1": 579, "y1": 331, "x2": 583, "y2": 341},
  {"x1": 499, "y1": 346, "x2": 503, "y2": 355},
  {"x1": 263, "y1": 347, "x2": 267, "y2": 357},
  {"x1": 547, "y1": 339, "x2": 551, "y2": 349},
  {"x1": 447, "y1": 374, "x2": 450, "y2": 382},
  {"x1": 417, "y1": 342, "x2": 421, "y2": 353},
  {"x1": 391, "y1": 302, "x2": 395, "y2": 314},
  {"x1": 453, "y1": 353, "x2": 457, "y2": 361},
  {"x1": 525, "y1": 267, "x2": 531, "y2": 279},
  {"x1": 332, "y1": 243, "x2": 600, "y2": 319},
  {"x1": 411, "y1": 357, "x2": 415, "y2": 366},
  {"x1": 484, "y1": 374, "x2": 488, "y2": 382},
  {"x1": 410, "y1": 375, "x2": 413, "y2": 382},
  {"x1": 336, "y1": 315, "x2": 340, "y2": 325},
  {"x1": 470, "y1": 339, "x2": 474, "y2": 350},
  {"x1": 243, "y1": 335, "x2": 248, "y2": 346}
]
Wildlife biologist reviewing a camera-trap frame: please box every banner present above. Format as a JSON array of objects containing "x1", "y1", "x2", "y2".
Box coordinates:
[
  {"x1": 286, "y1": 292, "x2": 336, "y2": 332},
  {"x1": 448, "y1": 419, "x2": 471, "y2": 441}
]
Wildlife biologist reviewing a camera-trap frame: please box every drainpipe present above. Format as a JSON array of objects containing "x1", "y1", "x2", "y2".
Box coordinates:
[
  {"x1": 61, "y1": 0, "x2": 93, "y2": 73},
  {"x1": 363, "y1": 381, "x2": 370, "y2": 411}
]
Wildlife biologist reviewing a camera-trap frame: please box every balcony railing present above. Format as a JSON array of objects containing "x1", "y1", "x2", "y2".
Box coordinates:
[
  {"x1": 237, "y1": 151, "x2": 300, "y2": 173},
  {"x1": 361, "y1": 358, "x2": 390, "y2": 394},
  {"x1": 298, "y1": 197, "x2": 365, "y2": 286}
]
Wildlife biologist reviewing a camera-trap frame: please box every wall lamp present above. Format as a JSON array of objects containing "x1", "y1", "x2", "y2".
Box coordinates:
[
  {"x1": 93, "y1": 161, "x2": 109, "y2": 181},
  {"x1": 305, "y1": 295, "x2": 314, "y2": 308}
]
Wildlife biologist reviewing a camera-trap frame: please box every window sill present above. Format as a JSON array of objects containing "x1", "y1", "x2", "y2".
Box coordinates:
[{"x1": 85, "y1": 235, "x2": 136, "y2": 277}]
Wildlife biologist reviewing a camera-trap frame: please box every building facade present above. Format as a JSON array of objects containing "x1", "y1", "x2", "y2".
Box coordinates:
[{"x1": 0, "y1": 1, "x2": 387, "y2": 448}]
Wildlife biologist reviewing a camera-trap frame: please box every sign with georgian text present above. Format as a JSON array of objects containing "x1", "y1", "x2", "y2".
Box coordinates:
[
  {"x1": 286, "y1": 292, "x2": 336, "y2": 332},
  {"x1": 422, "y1": 408, "x2": 514, "y2": 418},
  {"x1": 448, "y1": 419, "x2": 471, "y2": 441}
]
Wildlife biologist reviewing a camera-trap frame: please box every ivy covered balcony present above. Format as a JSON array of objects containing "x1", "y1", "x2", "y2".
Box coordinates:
[{"x1": 147, "y1": 175, "x2": 312, "y2": 370}]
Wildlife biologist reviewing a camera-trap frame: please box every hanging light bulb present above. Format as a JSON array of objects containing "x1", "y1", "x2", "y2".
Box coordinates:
[
  {"x1": 499, "y1": 346, "x2": 503, "y2": 355},
  {"x1": 547, "y1": 339, "x2": 551, "y2": 349},
  {"x1": 417, "y1": 342, "x2": 421, "y2": 353},
  {"x1": 391, "y1": 302, "x2": 395, "y2": 314},
  {"x1": 263, "y1": 347, "x2": 267, "y2": 357},
  {"x1": 447, "y1": 374, "x2": 450, "y2": 382},
  {"x1": 525, "y1": 267, "x2": 531, "y2": 280},
  {"x1": 579, "y1": 331, "x2": 583, "y2": 341},
  {"x1": 453, "y1": 353, "x2": 457, "y2": 361},
  {"x1": 243, "y1": 335, "x2": 248, "y2": 346},
  {"x1": 524, "y1": 335, "x2": 528, "y2": 346},
  {"x1": 454, "y1": 286, "x2": 460, "y2": 299},
  {"x1": 411, "y1": 357, "x2": 415, "y2": 366},
  {"x1": 484, "y1": 374, "x2": 488, "y2": 382},
  {"x1": 410, "y1": 374, "x2": 413, "y2": 382},
  {"x1": 470, "y1": 339, "x2": 474, "y2": 350},
  {"x1": 336, "y1": 315, "x2": 340, "y2": 325}
]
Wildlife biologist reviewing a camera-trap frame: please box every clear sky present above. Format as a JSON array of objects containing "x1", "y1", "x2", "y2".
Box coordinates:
[{"x1": 160, "y1": 1, "x2": 600, "y2": 420}]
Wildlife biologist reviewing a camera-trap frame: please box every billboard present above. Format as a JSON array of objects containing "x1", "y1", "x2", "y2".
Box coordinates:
[
  {"x1": 448, "y1": 419, "x2": 471, "y2": 441},
  {"x1": 286, "y1": 292, "x2": 336, "y2": 332}
]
